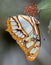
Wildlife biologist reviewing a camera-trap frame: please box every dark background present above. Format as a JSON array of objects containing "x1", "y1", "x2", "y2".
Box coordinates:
[{"x1": 0, "y1": 0, "x2": 51, "y2": 65}]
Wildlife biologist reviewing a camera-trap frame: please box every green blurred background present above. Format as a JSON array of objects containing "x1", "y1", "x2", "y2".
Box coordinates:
[{"x1": 0, "y1": 0, "x2": 51, "y2": 65}]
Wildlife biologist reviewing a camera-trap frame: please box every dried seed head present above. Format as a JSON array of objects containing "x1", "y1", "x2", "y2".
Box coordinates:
[{"x1": 24, "y1": 3, "x2": 38, "y2": 16}]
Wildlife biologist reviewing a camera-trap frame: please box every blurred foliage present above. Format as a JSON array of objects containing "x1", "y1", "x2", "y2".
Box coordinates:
[
  {"x1": 38, "y1": 1, "x2": 51, "y2": 10},
  {"x1": 48, "y1": 20, "x2": 51, "y2": 31},
  {"x1": 37, "y1": 0, "x2": 51, "y2": 31}
]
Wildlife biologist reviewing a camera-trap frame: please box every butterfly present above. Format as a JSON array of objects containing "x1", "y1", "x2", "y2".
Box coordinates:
[{"x1": 6, "y1": 14, "x2": 41, "y2": 61}]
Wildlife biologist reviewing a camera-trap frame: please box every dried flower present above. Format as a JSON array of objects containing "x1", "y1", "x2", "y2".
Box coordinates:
[{"x1": 24, "y1": 3, "x2": 38, "y2": 16}]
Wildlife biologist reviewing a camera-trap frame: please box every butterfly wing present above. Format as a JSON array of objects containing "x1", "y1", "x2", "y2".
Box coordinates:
[{"x1": 6, "y1": 15, "x2": 41, "y2": 61}]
